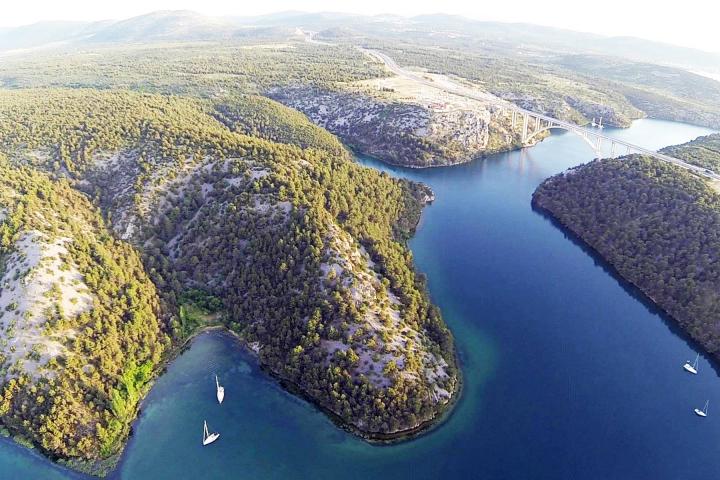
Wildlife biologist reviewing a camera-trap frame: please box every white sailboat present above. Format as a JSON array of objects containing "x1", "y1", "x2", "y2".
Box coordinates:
[
  {"x1": 216, "y1": 375, "x2": 225, "y2": 404},
  {"x1": 683, "y1": 353, "x2": 700, "y2": 375},
  {"x1": 202, "y1": 420, "x2": 220, "y2": 445},
  {"x1": 695, "y1": 400, "x2": 709, "y2": 418}
]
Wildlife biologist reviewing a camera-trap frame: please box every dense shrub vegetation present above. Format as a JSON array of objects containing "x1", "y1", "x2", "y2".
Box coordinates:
[
  {"x1": 212, "y1": 95, "x2": 346, "y2": 153},
  {"x1": 0, "y1": 159, "x2": 167, "y2": 468},
  {"x1": 0, "y1": 42, "x2": 386, "y2": 97}
]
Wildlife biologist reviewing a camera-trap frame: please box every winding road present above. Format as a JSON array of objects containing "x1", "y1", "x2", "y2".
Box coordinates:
[{"x1": 362, "y1": 48, "x2": 720, "y2": 181}]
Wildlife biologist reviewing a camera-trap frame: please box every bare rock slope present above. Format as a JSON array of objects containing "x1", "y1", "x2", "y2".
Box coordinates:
[{"x1": 269, "y1": 75, "x2": 520, "y2": 167}]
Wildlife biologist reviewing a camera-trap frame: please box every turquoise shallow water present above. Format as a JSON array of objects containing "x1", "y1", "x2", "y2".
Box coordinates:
[{"x1": 1, "y1": 119, "x2": 718, "y2": 479}]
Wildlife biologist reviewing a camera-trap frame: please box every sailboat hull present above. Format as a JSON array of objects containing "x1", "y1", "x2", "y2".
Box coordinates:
[
  {"x1": 694, "y1": 409, "x2": 707, "y2": 417},
  {"x1": 203, "y1": 420, "x2": 220, "y2": 445},
  {"x1": 215, "y1": 375, "x2": 225, "y2": 404},
  {"x1": 684, "y1": 364, "x2": 698, "y2": 374}
]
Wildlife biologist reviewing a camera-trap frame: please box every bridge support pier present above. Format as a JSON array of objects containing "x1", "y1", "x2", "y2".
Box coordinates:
[{"x1": 522, "y1": 113, "x2": 529, "y2": 144}]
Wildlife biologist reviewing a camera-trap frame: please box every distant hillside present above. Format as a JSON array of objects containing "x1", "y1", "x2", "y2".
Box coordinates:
[
  {"x1": 548, "y1": 55, "x2": 720, "y2": 129},
  {"x1": 317, "y1": 33, "x2": 719, "y2": 130},
  {"x1": 0, "y1": 11, "x2": 302, "y2": 51},
  {"x1": 0, "y1": 10, "x2": 718, "y2": 74},
  {"x1": 85, "y1": 10, "x2": 239, "y2": 43},
  {"x1": 399, "y1": 15, "x2": 720, "y2": 73},
  {"x1": 306, "y1": 13, "x2": 720, "y2": 73},
  {"x1": 0, "y1": 21, "x2": 108, "y2": 51}
]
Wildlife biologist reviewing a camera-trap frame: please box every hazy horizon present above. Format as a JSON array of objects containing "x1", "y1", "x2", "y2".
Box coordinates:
[{"x1": 2, "y1": 1, "x2": 719, "y2": 54}]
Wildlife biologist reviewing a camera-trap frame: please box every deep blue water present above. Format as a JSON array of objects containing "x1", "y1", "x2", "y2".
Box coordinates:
[{"x1": 1, "y1": 119, "x2": 718, "y2": 479}]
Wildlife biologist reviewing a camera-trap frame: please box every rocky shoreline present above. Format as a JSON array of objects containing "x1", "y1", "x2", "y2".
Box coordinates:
[{"x1": 269, "y1": 84, "x2": 519, "y2": 168}]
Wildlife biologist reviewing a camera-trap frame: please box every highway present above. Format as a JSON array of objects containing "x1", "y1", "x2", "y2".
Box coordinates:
[{"x1": 363, "y1": 49, "x2": 720, "y2": 181}]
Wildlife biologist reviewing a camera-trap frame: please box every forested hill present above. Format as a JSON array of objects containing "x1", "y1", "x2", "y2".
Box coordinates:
[
  {"x1": 660, "y1": 134, "x2": 720, "y2": 171},
  {"x1": 0, "y1": 88, "x2": 458, "y2": 473},
  {"x1": 0, "y1": 159, "x2": 167, "y2": 474},
  {"x1": 533, "y1": 134, "x2": 720, "y2": 361}
]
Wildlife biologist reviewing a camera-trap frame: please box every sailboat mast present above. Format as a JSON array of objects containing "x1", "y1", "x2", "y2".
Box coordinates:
[{"x1": 204, "y1": 421, "x2": 208, "y2": 439}]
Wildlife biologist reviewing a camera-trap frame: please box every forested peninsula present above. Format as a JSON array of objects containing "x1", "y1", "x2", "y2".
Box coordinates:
[
  {"x1": 0, "y1": 88, "x2": 458, "y2": 475},
  {"x1": 533, "y1": 134, "x2": 720, "y2": 360}
]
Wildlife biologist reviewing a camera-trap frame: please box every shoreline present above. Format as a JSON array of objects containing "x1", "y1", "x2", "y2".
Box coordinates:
[
  {"x1": 106, "y1": 311, "x2": 463, "y2": 475},
  {"x1": 350, "y1": 115, "x2": 719, "y2": 172},
  {"x1": 531, "y1": 199, "x2": 720, "y2": 376},
  {"x1": 350, "y1": 140, "x2": 537, "y2": 171},
  {"x1": 54, "y1": 323, "x2": 229, "y2": 477},
  {"x1": 195, "y1": 327, "x2": 465, "y2": 445}
]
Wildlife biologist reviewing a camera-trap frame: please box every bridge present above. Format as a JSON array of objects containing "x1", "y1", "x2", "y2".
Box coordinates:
[{"x1": 363, "y1": 49, "x2": 720, "y2": 181}]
